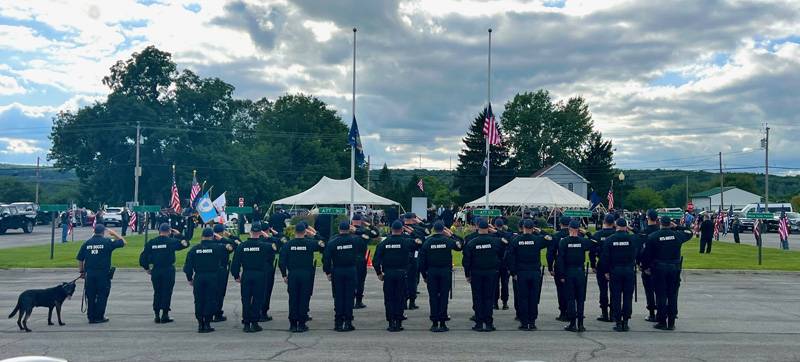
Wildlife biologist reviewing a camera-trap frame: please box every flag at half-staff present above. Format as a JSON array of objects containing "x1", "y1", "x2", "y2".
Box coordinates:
[
  {"x1": 483, "y1": 104, "x2": 501, "y2": 146},
  {"x1": 170, "y1": 165, "x2": 181, "y2": 214},
  {"x1": 348, "y1": 116, "x2": 365, "y2": 167}
]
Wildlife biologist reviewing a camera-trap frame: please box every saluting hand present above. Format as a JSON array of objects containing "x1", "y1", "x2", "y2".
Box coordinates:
[
  {"x1": 377, "y1": 274, "x2": 384, "y2": 281},
  {"x1": 604, "y1": 273, "x2": 610, "y2": 281},
  {"x1": 235, "y1": 278, "x2": 241, "y2": 283},
  {"x1": 326, "y1": 274, "x2": 332, "y2": 281},
  {"x1": 283, "y1": 276, "x2": 288, "y2": 283}
]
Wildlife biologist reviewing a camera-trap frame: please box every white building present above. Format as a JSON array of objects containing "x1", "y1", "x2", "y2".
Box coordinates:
[
  {"x1": 531, "y1": 162, "x2": 589, "y2": 199},
  {"x1": 690, "y1": 187, "x2": 762, "y2": 211}
]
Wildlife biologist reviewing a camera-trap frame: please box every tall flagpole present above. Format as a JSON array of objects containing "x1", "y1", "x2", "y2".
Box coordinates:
[
  {"x1": 350, "y1": 27, "x2": 357, "y2": 219},
  {"x1": 484, "y1": 28, "x2": 492, "y2": 210}
]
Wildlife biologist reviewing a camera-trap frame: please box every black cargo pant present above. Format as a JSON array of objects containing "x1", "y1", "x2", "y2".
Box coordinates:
[
  {"x1": 215, "y1": 266, "x2": 229, "y2": 317},
  {"x1": 553, "y1": 271, "x2": 567, "y2": 316},
  {"x1": 425, "y1": 267, "x2": 452, "y2": 322},
  {"x1": 85, "y1": 271, "x2": 111, "y2": 322},
  {"x1": 610, "y1": 266, "x2": 635, "y2": 321},
  {"x1": 261, "y1": 266, "x2": 276, "y2": 319},
  {"x1": 641, "y1": 271, "x2": 656, "y2": 314},
  {"x1": 150, "y1": 266, "x2": 176, "y2": 312},
  {"x1": 241, "y1": 270, "x2": 266, "y2": 323},
  {"x1": 495, "y1": 266, "x2": 510, "y2": 305},
  {"x1": 287, "y1": 269, "x2": 314, "y2": 323},
  {"x1": 563, "y1": 268, "x2": 587, "y2": 320},
  {"x1": 406, "y1": 258, "x2": 419, "y2": 303},
  {"x1": 596, "y1": 269, "x2": 609, "y2": 310},
  {"x1": 382, "y1": 269, "x2": 407, "y2": 322},
  {"x1": 699, "y1": 236, "x2": 712, "y2": 253},
  {"x1": 516, "y1": 269, "x2": 542, "y2": 325},
  {"x1": 355, "y1": 258, "x2": 367, "y2": 301},
  {"x1": 333, "y1": 266, "x2": 357, "y2": 323},
  {"x1": 470, "y1": 270, "x2": 498, "y2": 324},
  {"x1": 653, "y1": 263, "x2": 681, "y2": 324},
  {"x1": 192, "y1": 272, "x2": 219, "y2": 321}
]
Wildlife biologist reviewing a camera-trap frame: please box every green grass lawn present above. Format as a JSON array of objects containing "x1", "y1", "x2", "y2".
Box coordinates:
[{"x1": 0, "y1": 234, "x2": 798, "y2": 271}]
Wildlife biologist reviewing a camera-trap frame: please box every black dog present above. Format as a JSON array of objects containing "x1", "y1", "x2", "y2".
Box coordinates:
[{"x1": 8, "y1": 281, "x2": 76, "y2": 332}]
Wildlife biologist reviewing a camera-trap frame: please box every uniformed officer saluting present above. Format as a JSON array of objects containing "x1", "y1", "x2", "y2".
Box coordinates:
[
  {"x1": 211, "y1": 224, "x2": 238, "y2": 323},
  {"x1": 638, "y1": 209, "x2": 660, "y2": 322},
  {"x1": 76, "y1": 224, "x2": 127, "y2": 324},
  {"x1": 598, "y1": 218, "x2": 638, "y2": 332},
  {"x1": 589, "y1": 214, "x2": 617, "y2": 323},
  {"x1": 230, "y1": 222, "x2": 276, "y2": 333},
  {"x1": 402, "y1": 213, "x2": 429, "y2": 310},
  {"x1": 556, "y1": 219, "x2": 593, "y2": 332},
  {"x1": 491, "y1": 219, "x2": 513, "y2": 310},
  {"x1": 139, "y1": 223, "x2": 191, "y2": 324},
  {"x1": 351, "y1": 213, "x2": 379, "y2": 309},
  {"x1": 184, "y1": 227, "x2": 230, "y2": 333},
  {"x1": 418, "y1": 221, "x2": 463, "y2": 332},
  {"x1": 547, "y1": 217, "x2": 572, "y2": 322},
  {"x1": 463, "y1": 219, "x2": 504, "y2": 332},
  {"x1": 323, "y1": 221, "x2": 359, "y2": 332},
  {"x1": 279, "y1": 222, "x2": 324, "y2": 333},
  {"x1": 373, "y1": 220, "x2": 416, "y2": 332},
  {"x1": 258, "y1": 221, "x2": 283, "y2": 322},
  {"x1": 505, "y1": 219, "x2": 552, "y2": 331},
  {"x1": 642, "y1": 216, "x2": 693, "y2": 330}
]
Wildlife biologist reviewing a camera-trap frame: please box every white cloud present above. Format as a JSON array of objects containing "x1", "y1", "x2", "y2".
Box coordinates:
[
  {"x1": 0, "y1": 25, "x2": 56, "y2": 52},
  {"x1": 0, "y1": 75, "x2": 26, "y2": 96},
  {"x1": 303, "y1": 19, "x2": 339, "y2": 42},
  {"x1": 0, "y1": 137, "x2": 44, "y2": 154}
]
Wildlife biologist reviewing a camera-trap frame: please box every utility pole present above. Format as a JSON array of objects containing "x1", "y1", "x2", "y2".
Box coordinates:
[
  {"x1": 366, "y1": 155, "x2": 371, "y2": 191},
  {"x1": 35, "y1": 156, "x2": 40, "y2": 204},
  {"x1": 418, "y1": 154, "x2": 422, "y2": 169},
  {"x1": 719, "y1": 152, "x2": 724, "y2": 212},
  {"x1": 764, "y1": 124, "x2": 770, "y2": 211},
  {"x1": 685, "y1": 174, "x2": 689, "y2": 204},
  {"x1": 134, "y1": 121, "x2": 141, "y2": 205}
]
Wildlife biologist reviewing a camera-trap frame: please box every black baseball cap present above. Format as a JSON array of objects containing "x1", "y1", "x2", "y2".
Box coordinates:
[
  {"x1": 433, "y1": 221, "x2": 445, "y2": 232},
  {"x1": 339, "y1": 221, "x2": 351, "y2": 230},
  {"x1": 295, "y1": 223, "x2": 307, "y2": 233},
  {"x1": 569, "y1": 220, "x2": 581, "y2": 229},
  {"x1": 616, "y1": 218, "x2": 628, "y2": 227},
  {"x1": 251, "y1": 222, "x2": 262, "y2": 232},
  {"x1": 202, "y1": 227, "x2": 214, "y2": 237},
  {"x1": 159, "y1": 223, "x2": 171, "y2": 232},
  {"x1": 647, "y1": 209, "x2": 659, "y2": 221},
  {"x1": 94, "y1": 224, "x2": 105, "y2": 234},
  {"x1": 660, "y1": 216, "x2": 672, "y2": 225},
  {"x1": 560, "y1": 217, "x2": 571, "y2": 226},
  {"x1": 391, "y1": 220, "x2": 403, "y2": 230}
]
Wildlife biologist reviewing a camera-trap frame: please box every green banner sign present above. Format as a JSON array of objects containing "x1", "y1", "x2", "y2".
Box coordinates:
[
  {"x1": 747, "y1": 212, "x2": 774, "y2": 219},
  {"x1": 39, "y1": 204, "x2": 68, "y2": 212},
  {"x1": 132, "y1": 205, "x2": 161, "y2": 212},
  {"x1": 319, "y1": 207, "x2": 347, "y2": 215},
  {"x1": 563, "y1": 210, "x2": 592, "y2": 217},
  {"x1": 226, "y1": 206, "x2": 253, "y2": 214},
  {"x1": 661, "y1": 212, "x2": 684, "y2": 218},
  {"x1": 473, "y1": 209, "x2": 501, "y2": 217}
]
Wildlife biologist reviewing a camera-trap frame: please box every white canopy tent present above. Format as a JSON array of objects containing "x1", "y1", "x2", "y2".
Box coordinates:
[
  {"x1": 465, "y1": 177, "x2": 590, "y2": 208},
  {"x1": 271, "y1": 176, "x2": 399, "y2": 206}
]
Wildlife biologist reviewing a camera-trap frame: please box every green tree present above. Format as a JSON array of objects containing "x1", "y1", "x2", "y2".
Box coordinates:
[
  {"x1": 624, "y1": 187, "x2": 665, "y2": 210},
  {"x1": 579, "y1": 132, "x2": 614, "y2": 197},
  {"x1": 724, "y1": 174, "x2": 759, "y2": 195},
  {"x1": 791, "y1": 195, "x2": 800, "y2": 212},
  {"x1": 454, "y1": 108, "x2": 516, "y2": 204},
  {"x1": 0, "y1": 177, "x2": 35, "y2": 202}
]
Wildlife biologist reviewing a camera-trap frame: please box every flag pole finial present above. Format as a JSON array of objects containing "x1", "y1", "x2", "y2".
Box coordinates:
[{"x1": 193, "y1": 169, "x2": 196, "y2": 176}]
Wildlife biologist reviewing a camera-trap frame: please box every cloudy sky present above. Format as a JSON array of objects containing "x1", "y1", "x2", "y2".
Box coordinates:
[{"x1": 1, "y1": 0, "x2": 799, "y2": 175}]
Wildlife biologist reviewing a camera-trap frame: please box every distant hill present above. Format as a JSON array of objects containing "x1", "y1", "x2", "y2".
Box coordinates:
[{"x1": 0, "y1": 163, "x2": 77, "y2": 184}]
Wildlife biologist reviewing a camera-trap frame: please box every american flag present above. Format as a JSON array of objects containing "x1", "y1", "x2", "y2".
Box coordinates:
[
  {"x1": 67, "y1": 212, "x2": 73, "y2": 235},
  {"x1": 713, "y1": 208, "x2": 723, "y2": 239},
  {"x1": 189, "y1": 172, "x2": 201, "y2": 206},
  {"x1": 483, "y1": 104, "x2": 501, "y2": 146},
  {"x1": 778, "y1": 210, "x2": 790, "y2": 243},
  {"x1": 753, "y1": 218, "x2": 761, "y2": 240},
  {"x1": 170, "y1": 171, "x2": 182, "y2": 214},
  {"x1": 417, "y1": 178, "x2": 424, "y2": 192},
  {"x1": 128, "y1": 211, "x2": 137, "y2": 232},
  {"x1": 607, "y1": 187, "x2": 614, "y2": 210}
]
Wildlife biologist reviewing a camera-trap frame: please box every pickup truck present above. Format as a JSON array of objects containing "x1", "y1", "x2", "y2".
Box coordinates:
[{"x1": 0, "y1": 203, "x2": 36, "y2": 234}]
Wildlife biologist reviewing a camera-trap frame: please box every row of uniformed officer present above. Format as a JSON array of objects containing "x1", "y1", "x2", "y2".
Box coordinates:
[
  {"x1": 373, "y1": 221, "x2": 417, "y2": 332},
  {"x1": 463, "y1": 220, "x2": 504, "y2": 332},
  {"x1": 183, "y1": 227, "x2": 232, "y2": 333},
  {"x1": 642, "y1": 216, "x2": 693, "y2": 330},
  {"x1": 323, "y1": 221, "x2": 359, "y2": 332},
  {"x1": 279, "y1": 222, "x2": 324, "y2": 333},
  {"x1": 230, "y1": 222, "x2": 277, "y2": 333},
  {"x1": 418, "y1": 221, "x2": 463, "y2": 332}
]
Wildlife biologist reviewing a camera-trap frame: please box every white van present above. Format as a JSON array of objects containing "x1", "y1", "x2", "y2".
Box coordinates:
[{"x1": 740, "y1": 203, "x2": 792, "y2": 214}]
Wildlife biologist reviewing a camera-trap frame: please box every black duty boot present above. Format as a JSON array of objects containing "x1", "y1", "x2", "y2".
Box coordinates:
[
  {"x1": 212, "y1": 314, "x2": 227, "y2": 322},
  {"x1": 502, "y1": 302, "x2": 509, "y2": 310},
  {"x1": 243, "y1": 322, "x2": 253, "y2": 333},
  {"x1": 564, "y1": 319, "x2": 578, "y2": 332},
  {"x1": 290, "y1": 320, "x2": 298, "y2": 333},
  {"x1": 205, "y1": 319, "x2": 215, "y2": 332},
  {"x1": 355, "y1": 297, "x2": 366, "y2": 309},
  {"x1": 197, "y1": 320, "x2": 205, "y2": 333},
  {"x1": 577, "y1": 318, "x2": 586, "y2": 332},
  {"x1": 343, "y1": 320, "x2": 355, "y2": 331},
  {"x1": 160, "y1": 311, "x2": 173, "y2": 324},
  {"x1": 667, "y1": 317, "x2": 675, "y2": 331},
  {"x1": 484, "y1": 322, "x2": 496, "y2": 332},
  {"x1": 386, "y1": 320, "x2": 395, "y2": 332},
  {"x1": 623, "y1": 317, "x2": 630, "y2": 332},
  {"x1": 597, "y1": 307, "x2": 611, "y2": 322},
  {"x1": 646, "y1": 309, "x2": 657, "y2": 322},
  {"x1": 408, "y1": 299, "x2": 419, "y2": 310},
  {"x1": 297, "y1": 321, "x2": 309, "y2": 333},
  {"x1": 155, "y1": 310, "x2": 162, "y2": 324},
  {"x1": 472, "y1": 322, "x2": 483, "y2": 331},
  {"x1": 430, "y1": 321, "x2": 440, "y2": 332},
  {"x1": 493, "y1": 302, "x2": 500, "y2": 310},
  {"x1": 613, "y1": 320, "x2": 624, "y2": 332},
  {"x1": 653, "y1": 320, "x2": 668, "y2": 330},
  {"x1": 252, "y1": 322, "x2": 263, "y2": 332},
  {"x1": 529, "y1": 321, "x2": 537, "y2": 331},
  {"x1": 396, "y1": 320, "x2": 404, "y2": 331},
  {"x1": 439, "y1": 321, "x2": 449, "y2": 332},
  {"x1": 518, "y1": 322, "x2": 528, "y2": 331},
  {"x1": 557, "y1": 312, "x2": 568, "y2": 322},
  {"x1": 334, "y1": 318, "x2": 343, "y2": 332}
]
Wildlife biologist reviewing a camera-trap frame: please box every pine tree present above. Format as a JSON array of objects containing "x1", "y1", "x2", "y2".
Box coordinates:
[
  {"x1": 579, "y1": 132, "x2": 614, "y2": 197},
  {"x1": 454, "y1": 108, "x2": 516, "y2": 204}
]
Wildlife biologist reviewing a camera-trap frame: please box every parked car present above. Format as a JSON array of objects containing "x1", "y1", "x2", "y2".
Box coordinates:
[
  {"x1": 102, "y1": 207, "x2": 125, "y2": 226},
  {"x1": 0, "y1": 204, "x2": 36, "y2": 234}
]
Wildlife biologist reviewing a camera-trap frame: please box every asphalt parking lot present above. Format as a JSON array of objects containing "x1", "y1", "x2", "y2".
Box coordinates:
[{"x1": 1, "y1": 269, "x2": 799, "y2": 362}]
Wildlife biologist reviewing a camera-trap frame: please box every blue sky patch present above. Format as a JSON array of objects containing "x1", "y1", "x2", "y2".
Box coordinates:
[
  {"x1": 184, "y1": 3, "x2": 202, "y2": 13},
  {"x1": 649, "y1": 71, "x2": 696, "y2": 87},
  {"x1": 543, "y1": 0, "x2": 566, "y2": 8}
]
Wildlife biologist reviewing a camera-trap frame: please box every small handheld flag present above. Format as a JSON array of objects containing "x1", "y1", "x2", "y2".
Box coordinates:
[
  {"x1": 417, "y1": 178, "x2": 424, "y2": 192},
  {"x1": 170, "y1": 166, "x2": 181, "y2": 213}
]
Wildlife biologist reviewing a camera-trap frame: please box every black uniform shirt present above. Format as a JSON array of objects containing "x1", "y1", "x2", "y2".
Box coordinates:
[
  {"x1": 212, "y1": 237, "x2": 238, "y2": 268},
  {"x1": 555, "y1": 236, "x2": 592, "y2": 278},
  {"x1": 462, "y1": 235, "x2": 503, "y2": 278},
  {"x1": 598, "y1": 231, "x2": 638, "y2": 273},
  {"x1": 139, "y1": 234, "x2": 190, "y2": 270},
  {"x1": 230, "y1": 238, "x2": 277, "y2": 279},
  {"x1": 323, "y1": 234, "x2": 358, "y2": 273},
  {"x1": 353, "y1": 226, "x2": 377, "y2": 261},
  {"x1": 183, "y1": 240, "x2": 227, "y2": 281},
  {"x1": 643, "y1": 227, "x2": 693, "y2": 267},
  {"x1": 418, "y1": 234, "x2": 462, "y2": 274},
  {"x1": 589, "y1": 228, "x2": 616, "y2": 269},
  {"x1": 373, "y1": 235, "x2": 416, "y2": 274},
  {"x1": 547, "y1": 228, "x2": 569, "y2": 272},
  {"x1": 279, "y1": 237, "x2": 324, "y2": 276},
  {"x1": 77, "y1": 236, "x2": 125, "y2": 272},
  {"x1": 505, "y1": 233, "x2": 551, "y2": 275}
]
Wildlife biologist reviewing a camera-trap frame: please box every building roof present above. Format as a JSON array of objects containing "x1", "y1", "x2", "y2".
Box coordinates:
[
  {"x1": 530, "y1": 162, "x2": 589, "y2": 183},
  {"x1": 691, "y1": 186, "x2": 738, "y2": 198}
]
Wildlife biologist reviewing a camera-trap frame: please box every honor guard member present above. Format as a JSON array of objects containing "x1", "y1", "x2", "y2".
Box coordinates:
[
  {"x1": 589, "y1": 214, "x2": 617, "y2": 323},
  {"x1": 598, "y1": 218, "x2": 638, "y2": 332},
  {"x1": 211, "y1": 224, "x2": 238, "y2": 322},
  {"x1": 418, "y1": 221, "x2": 463, "y2": 332},
  {"x1": 184, "y1": 228, "x2": 227, "y2": 333},
  {"x1": 351, "y1": 213, "x2": 379, "y2": 309},
  {"x1": 258, "y1": 222, "x2": 283, "y2": 322},
  {"x1": 642, "y1": 217, "x2": 693, "y2": 330},
  {"x1": 491, "y1": 219, "x2": 513, "y2": 310},
  {"x1": 279, "y1": 222, "x2": 324, "y2": 333},
  {"x1": 556, "y1": 219, "x2": 593, "y2": 332},
  {"x1": 505, "y1": 219, "x2": 552, "y2": 331},
  {"x1": 323, "y1": 221, "x2": 359, "y2": 332},
  {"x1": 547, "y1": 217, "x2": 572, "y2": 321},
  {"x1": 463, "y1": 220, "x2": 504, "y2": 332},
  {"x1": 638, "y1": 209, "x2": 660, "y2": 322},
  {"x1": 230, "y1": 222, "x2": 275, "y2": 333},
  {"x1": 373, "y1": 221, "x2": 417, "y2": 332},
  {"x1": 403, "y1": 213, "x2": 428, "y2": 310},
  {"x1": 139, "y1": 223, "x2": 191, "y2": 324},
  {"x1": 76, "y1": 224, "x2": 127, "y2": 324}
]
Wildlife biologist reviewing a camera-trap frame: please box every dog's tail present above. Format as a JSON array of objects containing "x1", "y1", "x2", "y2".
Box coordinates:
[{"x1": 8, "y1": 302, "x2": 20, "y2": 318}]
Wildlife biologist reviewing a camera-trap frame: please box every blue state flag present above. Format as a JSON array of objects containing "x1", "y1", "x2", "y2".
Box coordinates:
[
  {"x1": 348, "y1": 116, "x2": 365, "y2": 166},
  {"x1": 196, "y1": 192, "x2": 218, "y2": 223},
  {"x1": 589, "y1": 191, "x2": 602, "y2": 210}
]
